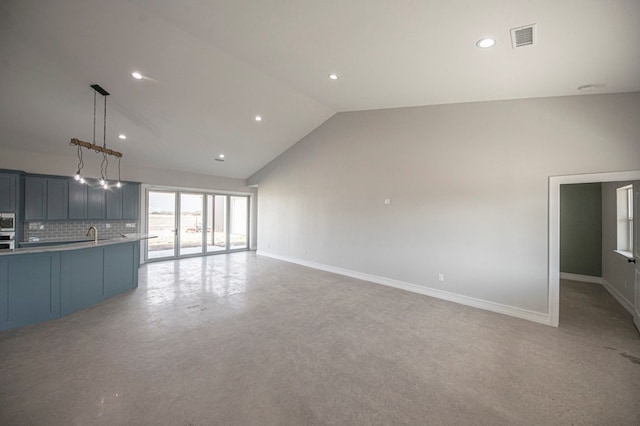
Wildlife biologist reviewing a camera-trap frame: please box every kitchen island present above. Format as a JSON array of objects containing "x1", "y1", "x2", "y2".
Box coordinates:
[{"x1": 0, "y1": 234, "x2": 154, "y2": 331}]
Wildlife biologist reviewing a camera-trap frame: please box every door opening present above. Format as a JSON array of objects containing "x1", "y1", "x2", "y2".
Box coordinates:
[{"x1": 549, "y1": 170, "x2": 640, "y2": 327}]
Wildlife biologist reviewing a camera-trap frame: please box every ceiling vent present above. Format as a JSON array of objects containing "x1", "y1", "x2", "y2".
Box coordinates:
[{"x1": 510, "y1": 24, "x2": 536, "y2": 48}]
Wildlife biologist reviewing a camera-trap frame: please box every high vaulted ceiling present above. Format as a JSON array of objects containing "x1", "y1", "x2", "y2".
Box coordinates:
[{"x1": 1, "y1": 0, "x2": 639, "y2": 180}]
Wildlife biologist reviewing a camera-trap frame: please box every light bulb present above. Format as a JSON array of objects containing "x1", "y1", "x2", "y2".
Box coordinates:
[
  {"x1": 116, "y1": 181, "x2": 122, "y2": 188},
  {"x1": 74, "y1": 173, "x2": 81, "y2": 181},
  {"x1": 103, "y1": 182, "x2": 108, "y2": 189},
  {"x1": 100, "y1": 178, "x2": 105, "y2": 185},
  {"x1": 80, "y1": 177, "x2": 85, "y2": 184}
]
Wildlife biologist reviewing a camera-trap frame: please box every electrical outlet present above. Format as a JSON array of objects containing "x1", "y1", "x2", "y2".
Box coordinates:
[{"x1": 438, "y1": 273, "x2": 445, "y2": 282}]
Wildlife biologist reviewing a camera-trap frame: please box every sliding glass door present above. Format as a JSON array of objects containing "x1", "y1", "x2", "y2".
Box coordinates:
[
  {"x1": 179, "y1": 193, "x2": 204, "y2": 256},
  {"x1": 145, "y1": 189, "x2": 249, "y2": 261},
  {"x1": 147, "y1": 191, "x2": 178, "y2": 260},
  {"x1": 230, "y1": 196, "x2": 249, "y2": 249},
  {"x1": 207, "y1": 195, "x2": 227, "y2": 252}
]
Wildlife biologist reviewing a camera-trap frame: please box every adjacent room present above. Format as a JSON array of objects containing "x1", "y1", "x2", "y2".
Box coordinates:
[{"x1": 1, "y1": 1, "x2": 639, "y2": 424}]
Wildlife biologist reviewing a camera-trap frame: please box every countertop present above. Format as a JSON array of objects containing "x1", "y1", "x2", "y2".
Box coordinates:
[{"x1": 0, "y1": 234, "x2": 156, "y2": 256}]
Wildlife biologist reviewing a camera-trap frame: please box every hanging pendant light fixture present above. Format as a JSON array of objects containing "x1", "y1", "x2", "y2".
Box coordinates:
[{"x1": 70, "y1": 84, "x2": 124, "y2": 189}]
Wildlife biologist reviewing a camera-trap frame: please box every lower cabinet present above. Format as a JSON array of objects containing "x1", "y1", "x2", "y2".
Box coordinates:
[
  {"x1": 0, "y1": 253, "x2": 61, "y2": 330},
  {"x1": 0, "y1": 241, "x2": 140, "y2": 331}
]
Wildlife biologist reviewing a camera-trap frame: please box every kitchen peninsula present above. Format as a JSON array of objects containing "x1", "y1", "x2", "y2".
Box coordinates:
[{"x1": 0, "y1": 234, "x2": 154, "y2": 331}]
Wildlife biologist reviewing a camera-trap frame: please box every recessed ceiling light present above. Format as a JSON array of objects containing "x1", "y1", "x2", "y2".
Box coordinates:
[
  {"x1": 255, "y1": 115, "x2": 262, "y2": 122},
  {"x1": 219, "y1": 154, "x2": 225, "y2": 159},
  {"x1": 329, "y1": 73, "x2": 338, "y2": 80},
  {"x1": 476, "y1": 38, "x2": 496, "y2": 48},
  {"x1": 118, "y1": 134, "x2": 127, "y2": 140},
  {"x1": 131, "y1": 72, "x2": 143, "y2": 80}
]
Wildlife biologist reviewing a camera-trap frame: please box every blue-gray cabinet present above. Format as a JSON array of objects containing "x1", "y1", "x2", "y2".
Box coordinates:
[
  {"x1": 68, "y1": 180, "x2": 88, "y2": 219},
  {"x1": 24, "y1": 177, "x2": 47, "y2": 220},
  {"x1": 105, "y1": 183, "x2": 139, "y2": 220},
  {"x1": 0, "y1": 240, "x2": 140, "y2": 331},
  {"x1": 106, "y1": 188, "x2": 123, "y2": 219},
  {"x1": 0, "y1": 172, "x2": 18, "y2": 212},
  {"x1": 23, "y1": 175, "x2": 139, "y2": 221},
  {"x1": 87, "y1": 184, "x2": 106, "y2": 219},
  {"x1": 46, "y1": 179, "x2": 68, "y2": 220},
  {"x1": 122, "y1": 183, "x2": 139, "y2": 220},
  {"x1": 25, "y1": 177, "x2": 70, "y2": 220},
  {"x1": 0, "y1": 252, "x2": 62, "y2": 330}
]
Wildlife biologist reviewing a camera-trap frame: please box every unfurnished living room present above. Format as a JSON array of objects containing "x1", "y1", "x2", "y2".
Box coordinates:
[{"x1": 1, "y1": 1, "x2": 639, "y2": 425}]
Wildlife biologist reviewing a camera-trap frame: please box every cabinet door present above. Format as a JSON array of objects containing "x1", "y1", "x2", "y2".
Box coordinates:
[
  {"x1": 24, "y1": 177, "x2": 47, "y2": 220},
  {"x1": 122, "y1": 183, "x2": 139, "y2": 220},
  {"x1": 0, "y1": 173, "x2": 17, "y2": 212},
  {"x1": 46, "y1": 179, "x2": 68, "y2": 220},
  {"x1": 106, "y1": 189, "x2": 123, "y2": 219},
  {"x1": 68, "y1": 180, "x2": 88, "y2": 219},
  {"x1": 87, "y1": 184, "x2": 106, "y2": 219}
]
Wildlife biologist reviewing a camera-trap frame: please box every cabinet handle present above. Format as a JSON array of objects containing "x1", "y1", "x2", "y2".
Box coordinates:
[{"x1": 628, "y1": 258, "x2": 637, "y2": 264}]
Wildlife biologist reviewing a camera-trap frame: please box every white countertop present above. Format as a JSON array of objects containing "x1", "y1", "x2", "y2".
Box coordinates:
[{"x1": 0, "y1": 234, "x2": 156, "y2": 256}]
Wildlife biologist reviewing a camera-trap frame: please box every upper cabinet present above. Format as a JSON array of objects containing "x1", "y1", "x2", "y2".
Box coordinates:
[
  {"x1": 0, "y1": 172, "x2": 19, "y2": 212},
  {"x1": 24, "y1": 177, "x2": 47, "y2": 220},
  {"x1": 68, "y1": 180, "x2": 88, "y2": 219},
  {"x1": 106, "y1": 188, "x2": 122, "y2": 219},
  {"x1": 122, "y1": 183, "x2": 139, "y2": 220},
  {"x1": 106, "y1": 183, "x2": 139, "y2": 220},
  {"x1": 46, "y1": 179, "x2": 69, "y2": 220},
  {"x1": 87, "y1": 185, "x2": 106, "y2": 219},
  {"x1": 23, "y1": 176, "x2": 139, "y2": 222}
]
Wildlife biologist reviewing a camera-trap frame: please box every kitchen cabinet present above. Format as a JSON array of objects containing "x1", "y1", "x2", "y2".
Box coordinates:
[
  {"x1": 122, "y1": 183, "x2": 139, "y2": 220},
  {"x1": 106, "y1": 184, "x2": 139, "y2": 220},
  {"x1": 68, "y1": 180, "x2": 88, "y2": 219},
  {"x1": 0, "y1": 172, "x2": 18, "y2": 212},
  {"x1": 0, "y1": 239, "x2": 141, "y2": 331},
  {"x1": 106, "y1": 188, "x2": 123, "y2": 219},
  {"x1": 23, "y1": 174, "x2": 139, "y2": 221},
  {"x1": 87, "y1": 184, "x2": 106, "y2": 219},
  {"x1": 24, "y1": 177, "x2": 69, "y2": 220},
  {"x1": 46, "y1": 179, "x2": 68, "y2": 220},
  {"x1": 24, "y1": 177, "x2": 47, "y2": 220},
  {"x1": 0, "y1": 252, "x2": 62, "y2": 330}
]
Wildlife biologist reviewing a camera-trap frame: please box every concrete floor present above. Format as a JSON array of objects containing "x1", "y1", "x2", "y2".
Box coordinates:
[{"x1": 1, "y1": 252, "x2": 639, "y2": 425}]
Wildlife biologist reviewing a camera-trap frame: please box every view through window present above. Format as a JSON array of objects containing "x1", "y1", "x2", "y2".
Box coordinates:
[
  {"x1": 616, "y1": 185, "x2": 634, "y2": 255},
  {"x1": 146, "y1": 190, "x2": 249, "y2": 260}
]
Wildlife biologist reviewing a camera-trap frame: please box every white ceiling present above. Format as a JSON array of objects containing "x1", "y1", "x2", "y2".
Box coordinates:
[{"x1": 1, "y1": 0, "x2": 639, "y2": 180}]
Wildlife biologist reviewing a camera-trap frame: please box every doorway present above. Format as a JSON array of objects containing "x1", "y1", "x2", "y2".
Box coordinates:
[
  {"x1": 145, "y1": 189, "x2": 250, "y2": 262},
  {"x1": 549, "y1": 170, "x2": 640, "y2": 328}
]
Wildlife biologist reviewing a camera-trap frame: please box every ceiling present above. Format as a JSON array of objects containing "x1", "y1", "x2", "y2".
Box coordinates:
[{"x1": 1, "y1": 0, "x2": 638, "y2": 180}]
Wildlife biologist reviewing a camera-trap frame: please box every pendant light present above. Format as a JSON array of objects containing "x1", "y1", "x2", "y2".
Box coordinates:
[{"x1": 70, "y1": 84, "x2": 124, "y2": 189}]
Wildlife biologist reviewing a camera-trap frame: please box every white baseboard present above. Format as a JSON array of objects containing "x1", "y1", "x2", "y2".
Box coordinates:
[
  {"x1": 601, "y1": 279, "x2": 634, "y2": 315},
  {"x1": 559, "y1": 272, "x2": 603, "y2": 285},
  {"x1": 257, "y1": 251, "x2": 552, "y2": 326}
]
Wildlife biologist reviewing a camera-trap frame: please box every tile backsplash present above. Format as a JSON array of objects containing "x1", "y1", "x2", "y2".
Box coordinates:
[{"x1": 24, "y1": 220, "x2": 138, "y2": 242}]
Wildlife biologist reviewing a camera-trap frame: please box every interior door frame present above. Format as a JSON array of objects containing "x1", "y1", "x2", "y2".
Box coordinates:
[{"x1": 548, "y1": 170, "x2": 640, "y2": 327}]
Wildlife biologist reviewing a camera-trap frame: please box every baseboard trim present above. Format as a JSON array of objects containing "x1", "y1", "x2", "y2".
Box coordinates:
[
  {"x1": 559, "y1": 272, "x2": 603, "y2": 285},
  {"x1": 257, "y1": 251, "x2": 552, "y2": 326},
  {"x1": 601, "y1": 279, "x2": 634, "y2": 315}
]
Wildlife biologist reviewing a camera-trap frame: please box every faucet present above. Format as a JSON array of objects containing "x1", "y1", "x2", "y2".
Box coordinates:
[{"x1": 87, "y1": 226, "x2": 98, "y2": 243}]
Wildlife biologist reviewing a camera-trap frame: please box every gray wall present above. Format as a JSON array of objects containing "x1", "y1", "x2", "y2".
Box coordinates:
[
  {"x1": 560, "y1": 183, "x2": 602, "y2": 277},
  {"x1": 601, "y1": 181, "x2": 638, "y2": 307},
  {"x1": 249, "y1": 93, "x2": 640, "y2": 315}
]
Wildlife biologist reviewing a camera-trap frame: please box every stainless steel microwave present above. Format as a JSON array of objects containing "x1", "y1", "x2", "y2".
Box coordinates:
[{"x1": 0, "y1": 213, "x2": 16, "y2": 231}]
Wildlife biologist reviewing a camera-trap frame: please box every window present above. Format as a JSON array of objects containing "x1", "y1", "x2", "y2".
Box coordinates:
[
  {"x1": 616, "y1": 185, "x2": 634, "y2": 255},
  {"x1": 145, "y1": 189, "x2": 250, "y2": 261}
]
